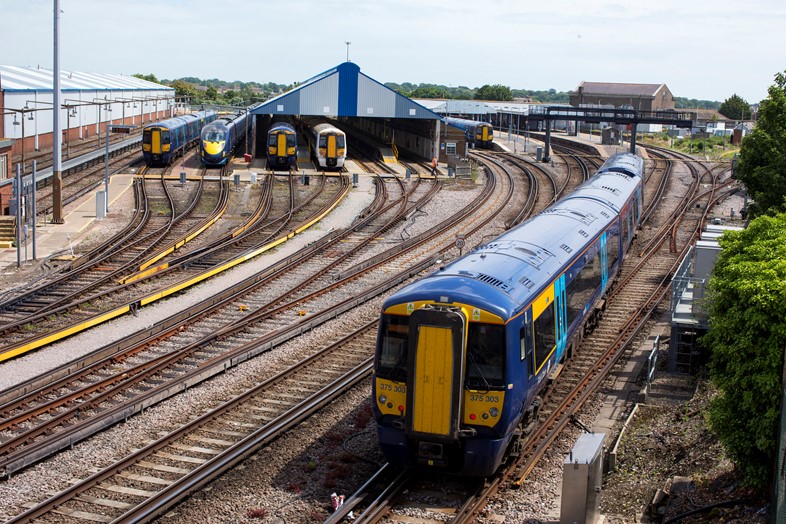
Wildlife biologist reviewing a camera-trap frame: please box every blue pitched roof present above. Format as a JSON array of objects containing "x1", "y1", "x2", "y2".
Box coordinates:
[{"x1": 250, "y1": 62, "x2": 440, "y2": 120}]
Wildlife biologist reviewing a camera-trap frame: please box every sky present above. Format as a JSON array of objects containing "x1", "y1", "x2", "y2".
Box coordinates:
[{"x1": 0, "y1": 0, "x2": 784, "y2": 104}]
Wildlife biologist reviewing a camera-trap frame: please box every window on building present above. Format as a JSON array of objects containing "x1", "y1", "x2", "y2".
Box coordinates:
[
  {"x1": 446, "y1": 143, "x2": 456, "y2": 155},
  {"x1": 0, "y1": 153, "x2": 7, "y2": 180}
]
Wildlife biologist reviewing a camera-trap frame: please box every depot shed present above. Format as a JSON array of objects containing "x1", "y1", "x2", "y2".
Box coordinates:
[{"x1": 249, "y1": 62, "x2": 446, "y2": 162}]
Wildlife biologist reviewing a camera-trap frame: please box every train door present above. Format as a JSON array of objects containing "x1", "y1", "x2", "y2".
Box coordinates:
[
  {"x1": 600, "y1": 234, "x2": 609, "y2": 290},
  {"x1": 326, "y1": 134, "x2": 337, "y2": 161},
  {"x1": 277, "y1": 132, "x2": 287, "y2": 159},
  {"x1": 405, "y1": 307, "x2": 466, "y2": 440},
  {"x1": 554, "y1": 275, "x2": 568, "y2": 363},
  {"x1": 151, "y1": 129, "x2": 162, "y2": 155}
]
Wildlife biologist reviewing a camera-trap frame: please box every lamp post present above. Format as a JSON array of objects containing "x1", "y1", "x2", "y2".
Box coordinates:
[{"x1": 345, "y1": 41, "x2": 351, "y2": 62}]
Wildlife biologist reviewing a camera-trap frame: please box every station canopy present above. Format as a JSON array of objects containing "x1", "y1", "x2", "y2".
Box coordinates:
[{"x1": 250, "y1": 62, "x2": 440, "y2": 120}]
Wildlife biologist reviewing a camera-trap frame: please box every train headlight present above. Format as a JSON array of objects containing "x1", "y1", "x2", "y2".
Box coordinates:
[
  {"x1": 482, "y1": 413, "x2": 489, "y2": 420},
  {"x1": 378, "y1": 394, "x2": 388, "y2": 405},
  {"x1": 489, "y1": 407, "x2": 500, "y2": 417}
]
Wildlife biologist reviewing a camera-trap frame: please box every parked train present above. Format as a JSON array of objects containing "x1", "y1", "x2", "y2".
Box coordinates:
[
  {"x1": 372, "y1": 152, "x2": 644, "y2": 476},
  {"x1": 142, "y1": 110, "x2": 217, "y2": 165},
  {"x1": 199, "y1": 111, "x2": 249, "y2": 166},
  {"x1": 303, "y1": 120, "x2": 347, "y2": 170},
  {"x1": 445, "y1": 117, "x2": 494, "y2": 149},
  {"x1": 267, "y1": 121, "x2": 298, "y2": 170}
]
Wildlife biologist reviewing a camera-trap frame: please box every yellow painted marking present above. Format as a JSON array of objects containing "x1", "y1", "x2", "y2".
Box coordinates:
[
  {"x1": 532, "y1": 285, "x2": 554, "y2": 318},
  {"x1": 384, "y1": 301, "x2": 504, "y2": 325}
]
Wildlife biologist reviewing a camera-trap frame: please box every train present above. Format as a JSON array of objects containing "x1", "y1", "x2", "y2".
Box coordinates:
[
  {"x1": 445, "y1": 117, "x2": 494, "y2": 149},
  {"x1": 199, "y1": 111, "x2": 249, "y2": 166},
  {"x1": 302, "y1": 119, "x2": 347, "y2": 170},
  {"x1": 267, "y1": 121, "x2": 298, "y2": 170},
  {"x1": 142, "y1": 110, "x2": 217, "y2": 165},
  {"x1": 372, "y1": 152, "x2": 644, "y2": 476}
]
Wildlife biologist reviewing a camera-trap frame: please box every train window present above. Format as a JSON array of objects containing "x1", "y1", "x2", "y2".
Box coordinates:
[
  {"x1": 205, "y1": 130, "x2": 224, "y2": 142},
  {"x1": 566, "y1": 249, "x2": 602, "y2": 327},
  {"x1": 142, "y1": 130, "x2": 151, "y2": 143},
  {"x1": 337, "y1": 136, "x2": 346, "y2": 148},
  {"x1": 608, "y1": 227, "x2": 620, "y2": 270},
  {"x1": 161, "y1": 131, "x2": 170, "y2": 144},
  {"x1": 622, "y1": 210, "x2": 630, "y2": 247},
  {"x1": 534, "y1": 301, "x2": 556, "y2": 373},
  {"x1": 376, "y1": 315, "x2": 409, "y2": 381},
  {"x1": 318, "y1": 136, "x2": 328, "y2": 147},
  {"x1": 268, "y1": 133, "x2": 278, "y2": 146},
  {"x1": 520, "y1": 320, "x2": 534, "y2": 378},
  {"x1": 286, "y1": 135, "x2": 296, "y2": 147},
  {"x1": 465, "y1": 323, "x2": 505, "y2": 390}
]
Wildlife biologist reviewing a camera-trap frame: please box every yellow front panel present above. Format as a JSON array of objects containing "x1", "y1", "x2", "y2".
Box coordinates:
[
  {"x1": 152, "y1": 130, "x2": 161, "y2": 154},
  {"x1": 384, "y1": 301, "x2": 504, "y2": 325},
  {"x1": 327, "y1": 135, "x2": 337, "y2": 158},
  {"x1": 277, "y1": 133, "x2": 286, "y2": 156},
  {"x1": 413, "y1": 325, "x2": 453, "y2": 435},
  {"x1": 375, "y1": 377, "x2": 407, "y2": 416},
  {"x1": 462, "y1": 390, "x2": 505, "y2": 427}
]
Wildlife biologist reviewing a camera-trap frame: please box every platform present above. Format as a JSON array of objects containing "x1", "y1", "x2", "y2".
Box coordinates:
[{"x1": 0, "y1": 173, "x2": 136, "y2": 271}]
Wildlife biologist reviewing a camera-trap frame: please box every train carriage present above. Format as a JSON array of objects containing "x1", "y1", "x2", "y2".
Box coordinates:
[
  {"x1": 372, "y1": 153, "x2": 644, "y2": 476},
  {"x1": 445, "y1": 117, "x2": 494, "y2": 149},
  {"x1": 200, "y1": 111, "x2": 249, "y2": 166},
  {"x1": 266, "y1": 121, "x2": 298, "y2": 170},
  {"x1": 143, "y1": 110, "x2": 216, "y2": 165}
]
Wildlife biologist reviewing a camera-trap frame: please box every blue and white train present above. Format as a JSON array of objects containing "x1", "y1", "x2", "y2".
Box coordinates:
[
  {"x1": 267, "y1": 121, "x2": 298, "y2": 170},
  {"x1": 445, "y1": 117, "x2": 494, "y2": 149},
  {"x1": 199, "y1": 111, "x2": 249, "y2": 166},
  {"x1": 372, "y1": 152, "x2": 644, "y2": 476},
  {"x1": 304, "y1": 121, "x2": 346, "y2": 170},
  {"x1": 143, "y1": 110, "x2": 217, "y2": 165}
]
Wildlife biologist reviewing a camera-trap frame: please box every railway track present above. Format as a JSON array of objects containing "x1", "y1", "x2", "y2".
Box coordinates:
[
  {"x1": 0, "y1": 172, "x2": 340, "y2": 361},
  {"x1": 0, "y1": 149, "x2": 535, "y2": 522}
]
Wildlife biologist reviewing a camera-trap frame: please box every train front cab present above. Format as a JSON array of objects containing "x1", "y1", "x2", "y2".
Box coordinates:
[
  {"x1": 268, "y1": 126, "x2": 296, "y2": 168},
  {"x1": 476, "y1": 124, "x2": 493, "y2": 148},
  {"x1": 143, "y1": 125, "x2": 179, "y2": 165},
  {"x1": 374, "y1": 302, "x2": 514, "y2": 477},
  {"x1": 201, "y1": 125, "x2": 229, "y2": 166},
  {"x1": 319, "y1": 131, "x2": 344, "y2": 168}
]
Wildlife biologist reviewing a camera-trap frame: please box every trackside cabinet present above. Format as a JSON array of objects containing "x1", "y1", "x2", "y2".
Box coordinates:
[{"x1": 560, "y1": 432, "x2": 605, "y2": 524}]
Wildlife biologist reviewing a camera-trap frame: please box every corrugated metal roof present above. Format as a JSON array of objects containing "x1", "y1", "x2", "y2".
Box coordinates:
[
  {"x1": 252, "y1": 62, "x2": 440, "y2": 120},
  {"x1": 0, "y1": 65, "x2": 171, "y2": 92},
  {"x1": 574, "y1": 81, "x2": 664, "y2": 97}
]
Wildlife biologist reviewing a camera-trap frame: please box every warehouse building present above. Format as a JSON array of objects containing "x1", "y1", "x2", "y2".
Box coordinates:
[{"x1": 0, "y1": 65, "x2": 175, "y2": 178}]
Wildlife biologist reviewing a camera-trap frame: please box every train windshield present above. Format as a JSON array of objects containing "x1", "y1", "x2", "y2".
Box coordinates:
[
  {"x1": 376, "y1": 315, "x2": 409, "y2": 381},
  {"x1": 465, "y1": 323, "x2": 506, "y2": 390},
  {"x1": 267, "y1": 133, "x2": 279, "y2": 146},
  {"x1": 337, "y1": 136, "x2": 345, "y2": 148},
  {"x1": 161, "y1": 130, "x2": 170, "y2": 144},
  {"x1": 287, "y1": 134, "x2": 296, "y2": 147},
  {"x1": 204, "y1": 129, "x2": 225, "y2": 142},
  {"x1": 142, "y1": 130, "x2": 151, "y2": 144}
]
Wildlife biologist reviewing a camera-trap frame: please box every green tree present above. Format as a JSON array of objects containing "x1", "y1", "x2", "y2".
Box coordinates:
[
  {"x1": 132, "y1": 73, "x2": 160, "y2": 84},
  {"x1": 409, "y1": 86, "x2": 450, "y2": 98},
  {"x1": 170, "y1": 79, "x2": 198, "y2": 102},
  {"x1": 735, "y1": 70, "x2": 786, "y2": 217},
  {"x1": 205, "y1": 86, "x2": 219, "y2": 101},
  {"x1": 719, "y1": 94, "x2": 751, "y2": 120},
  {"x1": 474, "y1": 84, "x2": 513, "y2": 101},
  {"x1": 702, "y1": 213, "x2": 786, "y2": 489}
]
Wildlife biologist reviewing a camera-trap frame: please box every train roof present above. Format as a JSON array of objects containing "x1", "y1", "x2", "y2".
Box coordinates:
[
  {"x1": 444, "y1": 117, "x2": 492, "y2": 131},
  {"x1": 269, "y1": 121, "x2": 296, "y2": 132},
  {"x1": 384, "y1": 156, "x2": 643, "y2": 320}
]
